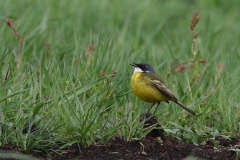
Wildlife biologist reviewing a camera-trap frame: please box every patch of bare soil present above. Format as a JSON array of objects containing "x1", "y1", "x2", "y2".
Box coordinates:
[{"x1": 0, "y1": 114, "x2": 239, "y2": 160}]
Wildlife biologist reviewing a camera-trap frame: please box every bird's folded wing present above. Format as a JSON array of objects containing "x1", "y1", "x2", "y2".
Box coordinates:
[{"x1": 151, "y1": 79, "x2": 177, "y2": 101}]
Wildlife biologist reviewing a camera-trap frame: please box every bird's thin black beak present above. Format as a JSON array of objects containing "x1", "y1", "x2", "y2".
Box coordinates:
[{"x1": 130, "y1": 62, "x2": 137, "y2": 67}]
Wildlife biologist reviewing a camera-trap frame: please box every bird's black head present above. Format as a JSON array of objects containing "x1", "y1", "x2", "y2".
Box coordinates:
[{"x1": 130, "y1": 62, "x2": 155, "y2": 73}]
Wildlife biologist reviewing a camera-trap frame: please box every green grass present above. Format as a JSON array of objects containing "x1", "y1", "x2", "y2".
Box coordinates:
[{"x1": 1, "y1": 0, "x2": 240, "y2": 153}]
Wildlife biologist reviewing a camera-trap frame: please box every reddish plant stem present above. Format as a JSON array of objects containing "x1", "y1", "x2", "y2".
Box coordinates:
[
  {"x1": 4, "y1": 19, "x2": 22, "y2": 68},
  {"x1": 4, "y1": 67, "x2": 10, "y2": 86},
  {"x1": 105, "y1": 87, "x2": 111, "y2": 97},
  {"x1": 18, "y1": 38, "x2": 22, "y2": 68},
  {"x1": 193, "y1": 36, "x2": 196, "y2": 60}
]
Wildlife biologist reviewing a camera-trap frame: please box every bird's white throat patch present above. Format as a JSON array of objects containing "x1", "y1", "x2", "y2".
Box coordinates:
[{"x1": 134, "y1": 67, "x2": 143, "y2": 73}]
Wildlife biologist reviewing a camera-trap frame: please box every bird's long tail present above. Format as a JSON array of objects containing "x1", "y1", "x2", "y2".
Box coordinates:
[{"x1": 173, "y1": 101, "x2": 196, "y2": 115}]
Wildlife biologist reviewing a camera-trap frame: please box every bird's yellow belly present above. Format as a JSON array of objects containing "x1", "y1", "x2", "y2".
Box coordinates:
[{"x1": 131, "y1": 73, "x2": 170, "y2": 103}]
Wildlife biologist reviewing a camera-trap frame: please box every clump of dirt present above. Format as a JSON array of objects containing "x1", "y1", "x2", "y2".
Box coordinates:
[
  {"x1": 0, "y1": 114, "x2": 239, "y2": 160},
  {"x1": 140, "y1": 113, "x2": 165, "y2": 138}
]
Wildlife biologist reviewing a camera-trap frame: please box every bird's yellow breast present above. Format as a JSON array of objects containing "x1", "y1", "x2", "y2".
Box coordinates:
[{"x1": 131, "y1": 72, "x2": 170, "y2": 103}]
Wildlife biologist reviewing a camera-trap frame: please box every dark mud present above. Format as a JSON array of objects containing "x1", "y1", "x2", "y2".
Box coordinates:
[{"x1": 0, "y1": 114, "x2": 239, "y2": 160}]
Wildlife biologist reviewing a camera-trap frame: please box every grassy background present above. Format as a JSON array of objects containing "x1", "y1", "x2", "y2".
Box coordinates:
[{"x1": 1, "y1": 0, "x2": 240, "y2": 153}]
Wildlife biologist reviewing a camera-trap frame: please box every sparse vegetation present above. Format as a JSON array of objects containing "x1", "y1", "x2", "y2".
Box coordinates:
[{"x1": 0, "y1": 0, "x2": 240, "y2": 158}]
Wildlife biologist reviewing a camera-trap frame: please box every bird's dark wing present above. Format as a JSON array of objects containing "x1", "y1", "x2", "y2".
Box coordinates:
[
  {"x1": 145, "y1": 73, "x2": 196, "y2": 115},
  {"x1": 148, "y1": 74, "x2": 177, "y2": 101}
]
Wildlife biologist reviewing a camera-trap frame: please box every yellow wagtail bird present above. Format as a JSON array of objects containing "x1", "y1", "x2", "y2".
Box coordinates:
[{"x1": 130, "y1": 62, "x2": 196, "y2": 115}]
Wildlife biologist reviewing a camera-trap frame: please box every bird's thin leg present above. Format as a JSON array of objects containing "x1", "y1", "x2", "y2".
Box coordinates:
[
  {"x1": 146, "y1": 103, "x2": 156, "y2": 114},
  {"x1": 153, "y1": 102, "x2": 161, "y2": 115},
  {"x1": 140, "y1": 103, "x2": 155, "y2": 119}
]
